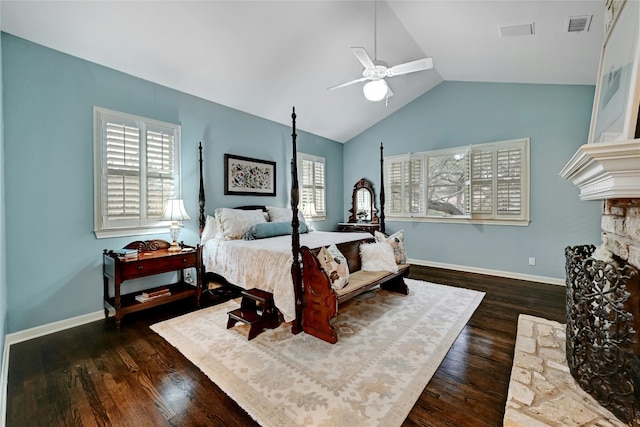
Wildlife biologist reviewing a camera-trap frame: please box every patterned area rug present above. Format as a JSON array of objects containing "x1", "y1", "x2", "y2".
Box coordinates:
[
  {"x1": 151, "y1": 279, "x2": 484, "y2": 427},
  {"x1": 504, "y1": 314, "x2": 625, "y2": 426}
]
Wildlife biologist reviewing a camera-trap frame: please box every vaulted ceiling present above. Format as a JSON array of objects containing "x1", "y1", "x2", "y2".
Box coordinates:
[{"x1": 1, "y1": 1, "x2": 604, "y2": 142}]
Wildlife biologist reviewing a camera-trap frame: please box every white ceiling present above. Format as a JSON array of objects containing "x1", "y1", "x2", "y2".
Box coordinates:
[{"x1": 1, "y1": 0, "x2": 605, "y2": 143}]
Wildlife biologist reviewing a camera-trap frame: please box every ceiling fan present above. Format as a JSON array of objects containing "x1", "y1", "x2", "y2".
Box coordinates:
[{"x1": 328, "y1": 1, "x2": 433, "y2": 102}]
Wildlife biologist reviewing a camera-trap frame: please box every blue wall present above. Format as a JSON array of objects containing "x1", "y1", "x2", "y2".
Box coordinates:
[
  {"x1": 2, "y1": 33, "x2": 343, "y2": 333},
  {"x1": 344, "y1": 81, "x2": 602, "y2": 280}
]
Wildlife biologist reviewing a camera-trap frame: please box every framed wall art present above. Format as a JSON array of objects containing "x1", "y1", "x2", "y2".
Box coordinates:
[
  {"x1": 588, "y1": 0, "x2": 640, "y2": 144},
  {"x1": 224, "y1": 154, "x2": 276, "y2": 196}
]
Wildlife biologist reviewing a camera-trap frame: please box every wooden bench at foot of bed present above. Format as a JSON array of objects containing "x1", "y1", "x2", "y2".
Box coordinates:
[{"x1": 300, "y1": 238, "x2": 410, "y2": 344}]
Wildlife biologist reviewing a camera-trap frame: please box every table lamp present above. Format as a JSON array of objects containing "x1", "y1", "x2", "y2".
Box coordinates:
[
  {"x1": 161, "y1": 199, "x2": 191, "y2": 251},
  {"x1": 302, "y1": 202, "x2": 317, "y2": 231}
]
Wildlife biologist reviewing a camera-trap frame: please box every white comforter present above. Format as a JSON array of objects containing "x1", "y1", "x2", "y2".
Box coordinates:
[{"x1": 202, "y1": 231, "x2": 372, "y2": 322}]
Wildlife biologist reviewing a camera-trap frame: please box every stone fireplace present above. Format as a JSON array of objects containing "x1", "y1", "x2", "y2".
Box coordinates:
[{"x1": 561, "y1": 132, "x2": 640, "y2": 427}]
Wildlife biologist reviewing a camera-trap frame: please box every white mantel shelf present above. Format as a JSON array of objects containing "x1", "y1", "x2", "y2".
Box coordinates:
[{"x1": 560, "y1": 139, "x2": 640, "y2": 200}]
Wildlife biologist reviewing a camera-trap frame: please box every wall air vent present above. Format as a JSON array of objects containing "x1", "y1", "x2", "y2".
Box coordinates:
[
  {"x1": 567, "y1": 15, "x2": 592, "y2": 32},
  {"x1": 499, "y1": 22, "x2": 535, "y2": 37}
]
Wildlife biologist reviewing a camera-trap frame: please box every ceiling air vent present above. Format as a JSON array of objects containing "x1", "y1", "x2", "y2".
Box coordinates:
[
  {"x1": 567, "y1": 15, "x2": 592, "y2": 32},
  {"x1": 499, "y1": 22, "x2": 535, "y2": 37}
]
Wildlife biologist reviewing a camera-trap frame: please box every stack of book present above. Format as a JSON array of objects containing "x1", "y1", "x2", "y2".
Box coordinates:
[
  {"x1": 113, "y1": 248, "x2": 138, "y2": 259},
  {"x1": 135, "y1": 288, "x2": 171, "y2": 303}
]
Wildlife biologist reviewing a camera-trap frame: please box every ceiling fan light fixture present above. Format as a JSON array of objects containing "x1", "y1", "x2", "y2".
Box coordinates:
[{"x1": 363, "y1": 79, "x2": 388, "y2": 101}]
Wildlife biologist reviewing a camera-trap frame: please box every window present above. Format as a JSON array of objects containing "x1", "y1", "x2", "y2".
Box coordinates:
[
  {"x1": 298, "y1": 153, "x2": 326, "y2": 220},
  {"x1": 94, "y1": 107, "x2": 182, "y2": 238},
  {"x1": 384, "y1": 138, "x2": 529, "y2": 225}
]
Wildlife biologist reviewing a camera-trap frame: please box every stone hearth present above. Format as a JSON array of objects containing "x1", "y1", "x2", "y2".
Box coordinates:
[{"x1": 504, "y1": 314, "x2": 626, "y2": 427}]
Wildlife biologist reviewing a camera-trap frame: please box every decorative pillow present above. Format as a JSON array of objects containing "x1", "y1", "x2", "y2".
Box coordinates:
[
  {"x1": 215, "y1": 207, "x2": 266, "y2": 240},
  {"x1": 266, "y1": 206, "x2": 307, "y2": 226},
  {"x1": 243, "y1": 221, "x2": 309, "y2": 240},
  {"x1": 200, "y1": 215, "x2": 219, "y2": 243},
  {"x1": 317, "y1": 244, "x2": 350, "y2": 290},
  {"x1": 360, "y1": 242, "x2": 399, "y2": 273},
  {"x1": 374, "y1": 230, "x2": 407, "y2": 264}
]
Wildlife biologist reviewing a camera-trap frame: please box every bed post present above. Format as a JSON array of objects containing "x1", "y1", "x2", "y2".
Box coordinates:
[
  {"x1": 290, "y1": 107, "x2": 303, "y2": 335},
  {"x1": 198, "y1": 142, "x2": 206, "y2": 235},
  {"x1": 379, "y1": 142, "x2": 386, "y2": 234}
]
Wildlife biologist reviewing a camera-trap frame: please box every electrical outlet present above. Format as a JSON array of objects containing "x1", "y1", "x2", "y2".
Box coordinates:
[
  {"x1": 184, "y1": 269, "x2": 193, "y2": 284},
  {"x1": 529, "y1": 257, "x2": 536, "y2": 266}
]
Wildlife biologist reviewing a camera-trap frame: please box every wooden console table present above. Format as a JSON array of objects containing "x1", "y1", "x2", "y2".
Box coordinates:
[{"x1": 103, "y1": 239, "x2": 202, "y2": 328}]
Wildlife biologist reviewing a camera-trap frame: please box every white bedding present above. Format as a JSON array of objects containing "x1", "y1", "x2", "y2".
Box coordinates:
[{"x1": 202, "y1": 231, "x2": 372, "y2": 322}]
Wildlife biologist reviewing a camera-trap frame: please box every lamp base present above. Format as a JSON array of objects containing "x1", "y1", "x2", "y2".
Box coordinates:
[{"x1": 168, "y1": 222, "x2": 181, "y2": 251}]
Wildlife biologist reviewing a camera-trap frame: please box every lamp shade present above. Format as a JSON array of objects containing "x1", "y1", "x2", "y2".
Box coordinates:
[
  {"x1": 302, "y1": 202, "x2": 317, "y2": 218},
  {"x1": 363, "y1": 79, "x2": 388, "y2": 102},
  {"x1": 161, "y1": 199, "x2": 191, "y2": 221}
]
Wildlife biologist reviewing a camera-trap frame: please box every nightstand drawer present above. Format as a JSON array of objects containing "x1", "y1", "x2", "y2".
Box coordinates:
[{"x1": 122, "y1": 252, "x2": 196, "y2": 279}]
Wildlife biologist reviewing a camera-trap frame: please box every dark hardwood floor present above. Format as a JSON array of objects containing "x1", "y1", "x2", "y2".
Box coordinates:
[{"x1": 6, "y1": 266, "x2": 566, "y2": 427}]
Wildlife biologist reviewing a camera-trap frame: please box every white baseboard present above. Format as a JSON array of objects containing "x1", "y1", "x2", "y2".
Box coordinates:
[
  {"x1": 408, "y1": 258, "x2": 566, "y2": 287},
  {"x1": 1, "y1": 336, "x2": 9, "y2": 427},
  {"x1": 5, "y1": 310, "x2": 104, "y2": 347}
]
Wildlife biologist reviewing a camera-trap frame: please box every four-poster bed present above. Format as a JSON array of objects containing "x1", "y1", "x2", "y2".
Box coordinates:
[{"x1": 197, "y1": 107, "x2": 404, "y2": 339}]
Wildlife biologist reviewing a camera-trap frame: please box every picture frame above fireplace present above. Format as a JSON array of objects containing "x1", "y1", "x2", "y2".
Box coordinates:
[{"x1": 588, "y1": 0, "x2": 640, "y2": 144}]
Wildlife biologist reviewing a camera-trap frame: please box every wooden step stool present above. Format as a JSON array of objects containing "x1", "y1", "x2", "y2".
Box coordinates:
[{"x1": 226, "y1": 288, "x2": 281, "y2": 340}]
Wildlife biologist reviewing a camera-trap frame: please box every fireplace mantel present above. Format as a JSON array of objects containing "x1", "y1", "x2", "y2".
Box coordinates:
[{"x1": 559, "y1": 139, "x2": 640, "y2": 201}]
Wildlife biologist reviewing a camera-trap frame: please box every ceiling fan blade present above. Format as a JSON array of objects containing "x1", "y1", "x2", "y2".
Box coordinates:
[
  {"x1": 387, "y1": 57, "x2": 433, "y2": 77},
  {"x1": 351, "y1": 47, "x2": 375, "y2": 69},
  {"x1": 328, "y1": 76, "x2": 368, "y2": 90}
]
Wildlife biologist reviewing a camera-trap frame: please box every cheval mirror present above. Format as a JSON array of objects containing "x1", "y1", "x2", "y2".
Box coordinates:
[{"x1": 348, "y1": 178, "x2": 379, "y2": 224}]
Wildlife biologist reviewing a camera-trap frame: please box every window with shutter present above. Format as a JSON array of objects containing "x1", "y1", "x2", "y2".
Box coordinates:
[
  {"x1": 384, "y1": 138, "x2": 529, "y2": 225},
  {"x1": 298, "y1": 153, "x2": 326, "y2": 220},
  {"x1": 94, "y1": 107, "x2": 182, "y2": 238}
]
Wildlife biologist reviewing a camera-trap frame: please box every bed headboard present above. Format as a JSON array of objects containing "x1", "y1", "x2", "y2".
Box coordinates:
[{"x1": 235, "y1": 205, "x2": 267, "y2": 212}]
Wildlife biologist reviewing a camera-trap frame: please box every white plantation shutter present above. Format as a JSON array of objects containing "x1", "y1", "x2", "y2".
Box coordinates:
[
  {"x1": 313, "y1": 159, "x2": 326, "y2": 214},
  {"x1": 471, "y1": 148, "x2": 493, "y2": 214},
  {"x1": 95, "y1": 108, "x2": 182, "y2": 238},
  {"x1": 386, "y1": 157, "x2": 404, "y2": 214},
  {"x1": 471, "y1": 140, "x2": 527, "y2": 220},
  {"x1": 406, "y1": 157, "x2": 424, "y2": 215},
  {"x1": 385, "y1": 155, "x2": 424, "y2": 216},
  {"x1": 105, "y1": 123, "x2": 141, "y2": 217},
  {"x1": 146, "y1": 129, "x2": 176, "y2": 218},
  {"x1": 298, "y1": 153, "x2": 326, "y2": 218},
  {"x1": 496, "y1": 147, "x2": 523, "y2": 216}
]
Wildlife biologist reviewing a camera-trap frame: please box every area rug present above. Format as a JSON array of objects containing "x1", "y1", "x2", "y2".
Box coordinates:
[
  {"x1": 151, "y1": 279, "x2": 484, "y2": 427},
  {"x1": 504, "y1": 314, "x2": 625, "y2": 427}
]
